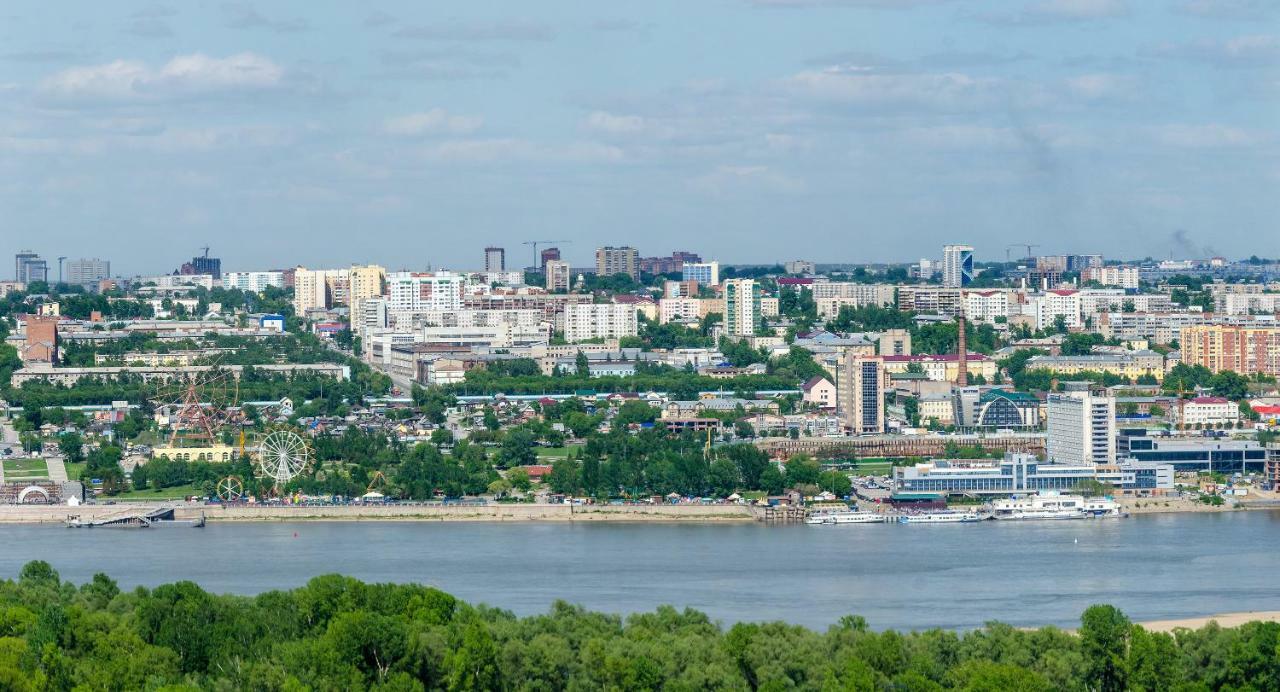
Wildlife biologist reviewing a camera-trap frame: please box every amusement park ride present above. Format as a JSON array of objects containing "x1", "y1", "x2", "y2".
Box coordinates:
[{"x1": 152, "y1": 365, "x2": 310, "y2": 502}]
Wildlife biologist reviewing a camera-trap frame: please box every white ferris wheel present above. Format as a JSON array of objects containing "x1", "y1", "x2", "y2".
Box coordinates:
[{"x1": 256, "y1": 430, "x2": 310, "y2": 488}]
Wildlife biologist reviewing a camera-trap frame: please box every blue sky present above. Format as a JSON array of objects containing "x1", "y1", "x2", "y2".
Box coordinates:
[{"x1": 1, "y1": 0, "x2": 1277, "y2": 275}]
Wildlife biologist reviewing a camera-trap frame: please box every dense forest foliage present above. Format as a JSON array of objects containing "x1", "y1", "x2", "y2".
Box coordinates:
[{"x1": 1, "y1": 561, "x2": 1277, "y2": 691}]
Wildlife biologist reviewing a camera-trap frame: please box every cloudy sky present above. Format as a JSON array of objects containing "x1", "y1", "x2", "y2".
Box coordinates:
[{"x1": 1, "y1": 1, "x2": 1277, "y2": 275}]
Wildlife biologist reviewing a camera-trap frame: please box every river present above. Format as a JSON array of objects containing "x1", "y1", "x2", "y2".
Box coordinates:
[{"x1": 3, "y1": 511, "x2": 1277, "y2": 631}]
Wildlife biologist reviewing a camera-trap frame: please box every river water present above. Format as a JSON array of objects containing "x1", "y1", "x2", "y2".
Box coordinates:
[{"x1": 2, "y1": 511, "x2": 1277, "y2": 631}]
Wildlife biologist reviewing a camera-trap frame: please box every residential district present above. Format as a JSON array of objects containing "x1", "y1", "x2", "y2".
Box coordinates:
[{"x1": 2, "y1": 244, "x2": 1280, "y2": 522}]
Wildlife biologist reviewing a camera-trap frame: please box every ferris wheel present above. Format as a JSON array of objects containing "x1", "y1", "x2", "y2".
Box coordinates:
[{"x1": 256, "y1": 430, "x2": 310, "y2": 488}]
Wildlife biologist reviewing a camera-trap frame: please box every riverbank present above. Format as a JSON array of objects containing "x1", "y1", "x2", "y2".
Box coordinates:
[
  {"x1": 0, "y1": 502, "x2": 759, "y2": 524},
  {"x1": 1136, "y1": 611, "x2": 1280, "y2": 633}
]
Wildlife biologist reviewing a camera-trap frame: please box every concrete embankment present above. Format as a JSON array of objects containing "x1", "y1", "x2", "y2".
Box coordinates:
[{"x1": 0, "y1": 503, "x2": 758, "y2": 524}]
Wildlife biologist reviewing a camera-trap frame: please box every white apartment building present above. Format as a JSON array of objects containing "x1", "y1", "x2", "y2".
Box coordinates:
[
  {"x1": 1082, "y1": 266, "x2": 1140, "y2": 289},
  {"x1": 784, "y1": 260, "x2": 816, "y2": 275},
  {"x1": 1046, "y1": 391, "x2": 1116, "y2": 465},
  {"x1": 724, "y1": 278, "x2": 762, "y2": 337},
  {"x1": 1033, "y1": 290, "x2": 1083, "y2": 330},
  {"x1": 222, "y1": 271, "x2": 284, "y2": 293},
  {"x1": 682, "y1": 261, "x2": 720, "y2": 287},
  {"x1": 659, "y1": 297, "x2": 702, "y2": 324},
  {"x1": 963, "y1": 290, "x2": 1010, "y2": 323},
  {"x1": 66, "y1": 258, "x2": 111, "y2": 286},
  {"x1": 386, "y1": 271, "x2": 464, "y2": 315},
  {"x1": 564, "y1": 303, "x2": 639, "y2": 343},
  {"x1": 1220, "y1": 294, "x2": 1280, "y2": 316},
  {"x1": 810, "y1": 283, "x2": 895, "y2": 318},
  {"x1": 545, "y1": 260, "x2": 571, "y2": 292},
  {"x1": 942, "y1": 244, "x2": 974, "y2": 288},
  {"x1": 1078, "y1": 289, "x2": 1171, "y2": 317}
]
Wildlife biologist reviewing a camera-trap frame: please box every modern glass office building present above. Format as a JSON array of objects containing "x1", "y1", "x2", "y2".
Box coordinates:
[
  {"x1": 894, "y1": 453, "x2": 1173, "y2": 496},
  {"x1": 1118, "y1": 429, "x2": 1266, "y2": 473}
]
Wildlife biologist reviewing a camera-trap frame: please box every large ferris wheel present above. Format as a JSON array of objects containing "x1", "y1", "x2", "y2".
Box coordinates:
[{"x1": 256, "y1": 430, "x2": 310, "y2": 489}]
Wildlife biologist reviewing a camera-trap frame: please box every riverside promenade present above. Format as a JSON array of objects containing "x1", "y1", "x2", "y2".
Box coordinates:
[{"x1": 0, "y1": 502, "x2": 758, "y2": 524}]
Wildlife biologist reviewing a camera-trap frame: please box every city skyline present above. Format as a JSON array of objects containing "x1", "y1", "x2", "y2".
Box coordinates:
[{"x1": 1, "y1": 1, "x2": 1278, "y2": 273}]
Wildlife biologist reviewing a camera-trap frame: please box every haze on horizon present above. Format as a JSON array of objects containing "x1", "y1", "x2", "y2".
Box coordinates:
[{"x1": 1, "y1": 0, "x2": 1277, "y2": 275}]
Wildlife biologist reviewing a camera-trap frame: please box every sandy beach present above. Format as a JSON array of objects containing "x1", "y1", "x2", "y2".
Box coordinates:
[{"x1": 1136, "y1": 611, "x2": 1280, "y2": 632}]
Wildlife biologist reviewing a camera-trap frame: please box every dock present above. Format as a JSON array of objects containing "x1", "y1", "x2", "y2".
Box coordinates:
[
  {"x1": 754, "y1": 505, "x2": 808, "y2": 523},
  {"x1": 66, "y1": 506, "x2": 205, "y2": 528}
]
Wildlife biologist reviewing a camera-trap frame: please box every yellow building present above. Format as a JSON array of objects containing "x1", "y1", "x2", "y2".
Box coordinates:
[{"x1": 150, "y1": 444, "x2": 238, "y2": 463}]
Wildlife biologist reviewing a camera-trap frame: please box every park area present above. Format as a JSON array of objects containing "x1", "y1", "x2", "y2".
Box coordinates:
[{"x1": 2, "y1": 458, "x2": 48, "y2": 480}]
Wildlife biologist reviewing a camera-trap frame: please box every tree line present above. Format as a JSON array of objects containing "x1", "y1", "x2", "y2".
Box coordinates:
[{"x1": 2, "y1": 561, "x2": 1277, "y2": 690}]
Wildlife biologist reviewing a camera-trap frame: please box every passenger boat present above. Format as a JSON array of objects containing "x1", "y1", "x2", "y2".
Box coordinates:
[
  {"x1": 1081, "y1": 497, "x2": 1124, "y2": 517},
  {"x1": 989, "y1": 494, "x2": 1088, "y2": 521},
  {"x1": 897, "y1": 510, "x2": 984, "y2": 524},
  {"x1": 806, "y1": 511, "x2": 889, "y2": 525},
  {"x1": 987, "y1": 493, "x2": 1126, "y2": 521}
]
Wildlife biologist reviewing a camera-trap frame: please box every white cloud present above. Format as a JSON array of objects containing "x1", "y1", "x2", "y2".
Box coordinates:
[
  {"x1": 1152, "y1": 124, "x2": 1270, "y2": 148},
  {"x1": 419, "y1": 138, "x2": 623, "y2": 164},
  {"x1": 383, "y1": 108, "x2": 483, "y2": 136},
  {"x1": 39, "y1": 53, "x2": 288, "y2": 104},
  {"x1": 584, "y1": 111, "x2": 646, "y2": 135},
  {"x1": 688, "y1": 165, "x2": 804, "y2": 196},
  {"x1": 393, "y1": 21, "x2": 554, "y2": 42},
  {"x1": 1064, "y1": 73, "x2": 1136, "y2": 100},
  {"x1": 784, "y1": 66, "x2": 1004, "y2": 111},
  {"x1": 972, "y1": 0, "x2": 1128, "y2": 24},
  {"x1": 1029, "y1": 0, "x2": 1128, "y2": 19}
]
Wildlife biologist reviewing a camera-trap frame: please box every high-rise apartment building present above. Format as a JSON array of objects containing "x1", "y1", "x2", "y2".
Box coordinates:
[
  {"x1": 723, "y1": 278, "x2": 762, "y2": 337},
  {"x1": 181, "y1": 251, "x2": 221, "y2": 277},
  {"x1": 545, "y1": 259, "x2": 571, "y2": 292},
  {"x1": 1047, "y1": 390, "x2": 1116, "y2": 465},
  {"x1": 839, "y1": 353, "x2": 884, "y2": 434},
  {"x1": 386, "y1": 272, "x2": 465, "y2": 315},
  {"x1": 540, "y1": 247, "x2": 561, "y2": 273},
  {"x1": 484, "y1": 247, "x2": 505, "y2": 273},
  {"x1": 1180, "y1": 325, "x2": 1280, "y2": 378},
  {"x1": 681, "y1": 261, "x2": 720, "y2": 287},
  {"x1": 14, "y1": 251, "x2": 47, "y2": 284},
  {"x1": 595, "y1": 246, "x2": 639, "y2": 280},
  {"x1": 563, "y1": 303, "x2": 638, "y2": 343},
  {"x1": 65, "y1": 258, "x2": 110, "y2": 287},
  {"x1": 348, "y1": 264, "x2": 387, "y2": 317},
  {"x1": 942, "y1": 245, "x2": 974, "y2": 288}
]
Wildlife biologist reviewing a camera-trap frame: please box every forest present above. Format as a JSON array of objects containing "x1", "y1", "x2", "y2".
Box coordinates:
[{"x1": 1, "y1": 561, "x2": 1277, "y2": 691}]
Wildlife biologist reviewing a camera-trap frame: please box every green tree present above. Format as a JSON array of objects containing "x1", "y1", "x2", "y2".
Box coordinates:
[
  {"x1": 1080, "y1": 604, "x2": 1130, "y2": 692},
  {"x1": 56, "y1": 432, "x2": 84, "y2": 462}
]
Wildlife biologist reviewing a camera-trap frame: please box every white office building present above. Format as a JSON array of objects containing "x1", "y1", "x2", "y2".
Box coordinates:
[{"x1": 1047, "y1": 390, "x2": 1116, "y2": 465}]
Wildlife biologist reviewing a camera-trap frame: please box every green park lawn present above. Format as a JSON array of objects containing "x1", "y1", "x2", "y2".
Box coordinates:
[
  {"x1": 2, "y1": 458, "x2": 48, "y2": 478},
  {"x1": 112, "y1": 484, "x2": 202, "y2": 501},
  {"x1": 536, "y1": 444, "x2": 582, "y2": 460}
]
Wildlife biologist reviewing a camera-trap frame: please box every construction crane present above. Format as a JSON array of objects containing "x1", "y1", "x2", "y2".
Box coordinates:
[
  {"x1": 199, "y1": 246, "x2": 211, "y2": 258},
  {"x1": 1006, "y1": 243, "x2": 1040, "y2": 264},
  {"x1": 522, "y1": 239, "x2": 572, "y2": 272},
  {"x1": 57, "y1": 257, "x2": 67, "y2": 284}
]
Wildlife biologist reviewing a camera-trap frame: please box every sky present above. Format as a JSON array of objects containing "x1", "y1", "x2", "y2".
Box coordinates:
[{"x1": 1, "y1": 0, "x2": 1278, "y2": 276}]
